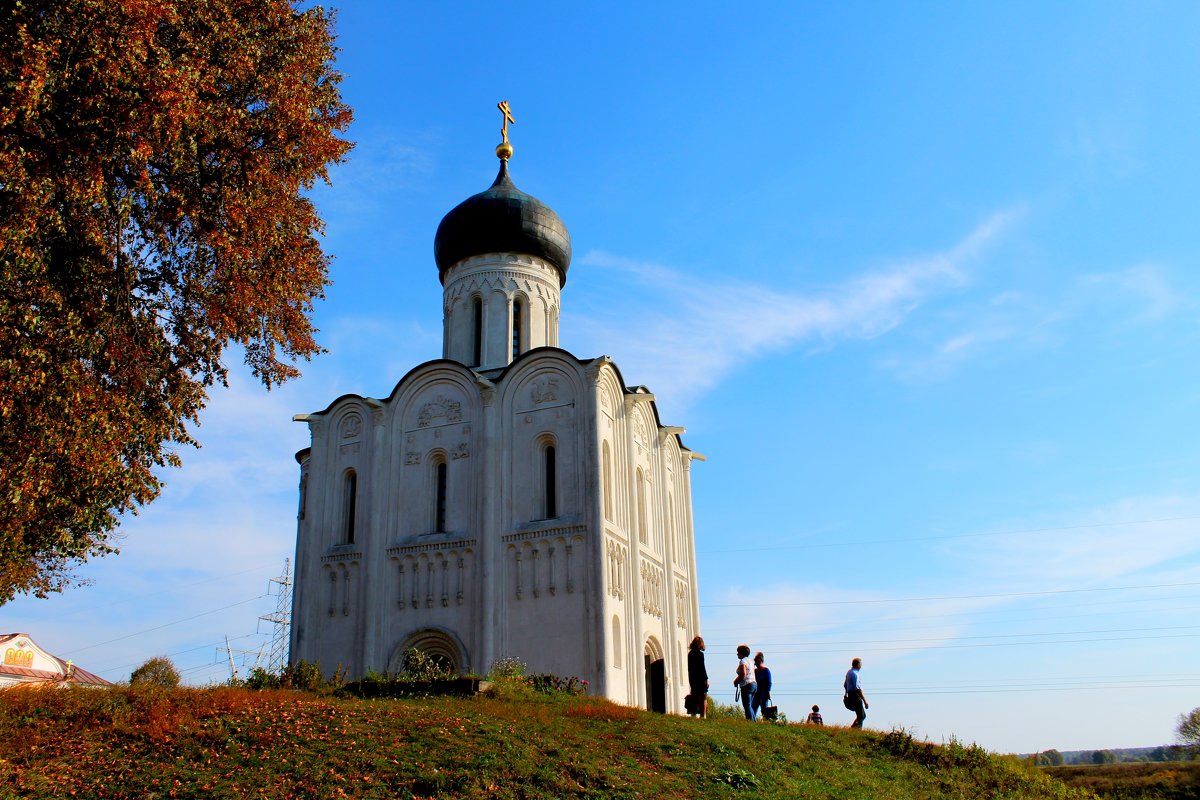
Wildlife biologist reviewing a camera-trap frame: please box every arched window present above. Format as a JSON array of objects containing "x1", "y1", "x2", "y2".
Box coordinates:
[
  {"x1": 298, "y1": 472, "x2": 308, "y2": 521},
  {"x1": 602, "y1": 441, "x2": 613, "y2": 521},
  {"x1": 612, "y1": 615, "x2": 623, "y2": 668},
  {"x1": 511, "y1": 298, "x2": 523, "y2": 360},
  {"x1": 543, "y1": 444, "x2": 557, "y2": 519},
  {"x1": 434, "y1": 460, "x2": 447, "y2": 533},
  {"x1": 636, "y1": 469, "x2": 647, "y2": 545},
  {"x1": 472, "y1": 297, "x2": 483, "y2": 366},
  {"x1": 343, "y1": 470, "x2": 357, "y2": 545}
]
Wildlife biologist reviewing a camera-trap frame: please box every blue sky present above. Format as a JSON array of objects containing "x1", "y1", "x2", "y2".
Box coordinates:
[{"x1": 4, "y1": 1, "x2": 1200, "y2": 754}]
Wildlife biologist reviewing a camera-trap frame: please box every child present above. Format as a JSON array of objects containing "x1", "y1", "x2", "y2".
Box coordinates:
[{"x1": 806, "y1": 704, "x2": 823, "y2": 725}]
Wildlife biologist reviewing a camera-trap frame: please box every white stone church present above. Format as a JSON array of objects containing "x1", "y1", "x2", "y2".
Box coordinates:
[{"x1": 289, "y1": 128, "x2": 703, "y2": 713}]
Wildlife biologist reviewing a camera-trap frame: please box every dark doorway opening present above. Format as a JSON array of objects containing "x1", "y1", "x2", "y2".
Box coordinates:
[{"x1": 644, "y1": 654, "x2": 666, "y2": 713}]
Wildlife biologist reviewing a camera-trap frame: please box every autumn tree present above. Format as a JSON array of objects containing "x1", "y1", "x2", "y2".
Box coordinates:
[
  {"x1": 1179, "y1": 707, "x2": 1200, "y2": 758},
  {"x1": 0, "y1": 0, "x2": 352, "y2": 602},
  {"x1": 130, "y1": 655, "x2": 181, "y2": 689}
]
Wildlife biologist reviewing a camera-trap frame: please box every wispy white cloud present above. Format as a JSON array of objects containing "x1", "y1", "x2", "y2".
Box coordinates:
[
  {"x1": 314, "y1": 127, "x2": 436, "y2": 219},
  {"x1": 568, "y1": 209, "x2": 1023, "y2": 408},
  {"x1": 948, "y1": 494, "x2": 1200, "y2": 587},
  {"x1": 879, "y1": 261, "x2": 1190, "y2": 382},
  {"x1": 1081, "y1": 263, "x2": 1189, "y2": 324}
]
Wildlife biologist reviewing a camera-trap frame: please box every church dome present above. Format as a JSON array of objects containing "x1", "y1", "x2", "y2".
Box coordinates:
[{"x1": 434, "y1": 160, "x2": 572, "y2": 286}]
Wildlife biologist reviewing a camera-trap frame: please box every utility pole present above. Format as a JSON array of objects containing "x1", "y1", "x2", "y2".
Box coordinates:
[
  {"x1": 259, "y1": 558, "x2": 293, "y2": 674},
  {"x1": 225, "y1": 635, "x2": 238, "y2": 682}
]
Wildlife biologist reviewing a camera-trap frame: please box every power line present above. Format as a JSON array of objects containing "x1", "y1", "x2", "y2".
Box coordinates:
[
  {"x1": 700, "y1": 597, "x2": 1200, "y2": 635},
  {"x1": 713, "y1": 632, "x2": 1200, "y2": 655},
  {"x1": 92, "y1": 632, "x2": 265, "y2": 677},
  {"x1": 36, "y1": 562, "x2": 281, "y2": 620},
  {"x1": 710, "y1": 623, "x2": 1200, "y2": 648},
  {"x1": 700, "y1": 514, "x2": 1200, "y2": 554},
  {"x1": 768, "y1": 683, "x2": 1200, "y2": 697},
  {"x1": 61, "y1": 594, "x2": 267, "y2": 656},
  {"x1": 701, "y1": 581, "x2": 1200, "y2": 608}
]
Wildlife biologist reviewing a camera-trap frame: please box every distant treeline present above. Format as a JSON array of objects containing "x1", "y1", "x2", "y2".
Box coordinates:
[{"x1": 1025, "y1": 745, "x2": 1191, "y2": 766}]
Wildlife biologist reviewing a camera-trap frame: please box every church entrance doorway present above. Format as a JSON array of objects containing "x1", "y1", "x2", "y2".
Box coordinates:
[
  {"x1": 389, "y1": 628, "x2": 465, "y2": 677},
  {"x1": 643, "y1": 638, "x2": 666, "y2": 713}
]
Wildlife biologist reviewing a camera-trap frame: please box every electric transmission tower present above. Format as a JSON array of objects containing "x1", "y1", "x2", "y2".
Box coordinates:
[{"x1": 259, "y1": 558, "x2": 293, "y2": 674}]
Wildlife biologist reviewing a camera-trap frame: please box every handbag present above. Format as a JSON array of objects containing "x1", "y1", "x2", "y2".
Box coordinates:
[
  {"x1": 763, "y1": 699, "x2": 778, "y2": 721},
  {"x1": 842, "y1": 693, "x2": 854, "y2": 710}
]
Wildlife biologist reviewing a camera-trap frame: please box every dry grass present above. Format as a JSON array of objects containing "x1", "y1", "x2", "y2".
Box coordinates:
[{"x1": 0, "y1": 683, "x2": 1098, "y2": 799}]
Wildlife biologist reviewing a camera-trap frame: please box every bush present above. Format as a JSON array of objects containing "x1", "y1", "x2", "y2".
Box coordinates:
[
  {"x1": 129, "y1": 657, "x2": 180, "y2": 689},
  {"x1": 244, "y1": 667, "x2": 281, "y2": 690},
  {"x1": 487, "y1": 655, "x2": 527, "y2": 680},
  {"x1": 400, "y1": 648, "x2": 452, "y2": 682},
  {"x1": 526, "y1": 674, "x2": 588, "y2": 695}
]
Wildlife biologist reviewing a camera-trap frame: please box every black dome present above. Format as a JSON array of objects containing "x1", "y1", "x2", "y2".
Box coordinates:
[{"x1": 434, "y1": 161, "x2": 571, "y2": 286}]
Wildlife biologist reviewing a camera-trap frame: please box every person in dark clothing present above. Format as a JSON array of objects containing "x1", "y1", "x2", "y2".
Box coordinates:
[
  {"x1": 751, "y1": 651, "x2": 773, "y2": 721},
  {"x1": 686, "y1": 636, "x2": 709, "y2": 717}
]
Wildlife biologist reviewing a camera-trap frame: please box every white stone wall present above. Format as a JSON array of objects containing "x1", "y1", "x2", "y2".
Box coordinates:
[
  {"x1": 291, "y1": 352, "x2": 700, "y2": 712},
  {"x1": 441, "y1": 254, "x2": 561, "y2": 369}
]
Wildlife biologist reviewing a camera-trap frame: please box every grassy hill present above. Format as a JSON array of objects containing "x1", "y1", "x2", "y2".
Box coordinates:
[{"x1": 0, "y1": 682, "x2": 1094, "y2": 799}]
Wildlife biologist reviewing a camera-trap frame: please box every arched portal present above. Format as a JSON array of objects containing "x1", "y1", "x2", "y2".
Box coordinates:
[
  {"x1": 388, "y1": 628, "x2": 467, "y2": 676},
  {"x1": 643, "y1": 637, "x2": 666, "y2": 713}
]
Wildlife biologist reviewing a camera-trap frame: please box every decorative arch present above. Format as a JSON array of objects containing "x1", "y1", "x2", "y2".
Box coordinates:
[{"x1": 388, "y1": 628, "x2": 468, "y2": 676}]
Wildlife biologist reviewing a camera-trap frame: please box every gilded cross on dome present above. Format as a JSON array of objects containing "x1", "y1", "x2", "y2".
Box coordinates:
[{"x1": 496, "y1": 100, "x2": 515, "y2": 160}]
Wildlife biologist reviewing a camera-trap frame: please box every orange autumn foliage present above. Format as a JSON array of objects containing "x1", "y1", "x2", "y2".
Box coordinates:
[{"x1": 0, "y1": 0, "x2": 352, "y2": 601}]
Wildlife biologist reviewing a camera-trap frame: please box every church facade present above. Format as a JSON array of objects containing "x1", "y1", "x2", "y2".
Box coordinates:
[{"x1": 289, "y1": 129, "x2": 703, "y2": 712}]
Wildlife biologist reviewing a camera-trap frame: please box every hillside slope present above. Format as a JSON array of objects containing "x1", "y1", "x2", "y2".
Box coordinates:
[{"x1": 0, "y1": 685, "x2": 1093, "y2": 799}]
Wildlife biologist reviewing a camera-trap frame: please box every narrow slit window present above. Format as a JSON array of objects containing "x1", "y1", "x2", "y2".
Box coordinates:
[
  {"x1": 602, "y1": 441, "x2": 613, "y2": 521},
  {"x1": 544, "y1": 444, "x2": 557, "y2": 519},
  {"x1": 434, "y1": 462, "x2": 448, "y2": 533},
  {"x1": 636, "y1": 469, "x2": 647, "y2": 545},
  {"x1": 343, "y1": 471, "x2": 357, "y2": 545},
  {"x1": 511, "y1": 299, "x2": 522, "y2": 360},
  {"x1": 472, "y1": 298, "x2": 483, "y2": 366}
]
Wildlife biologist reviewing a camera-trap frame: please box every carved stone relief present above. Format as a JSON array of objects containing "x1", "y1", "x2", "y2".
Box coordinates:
[
  {"x1": 633, "y1": 409, "x2": 650, "y2": 450},
  {"x1": 340, "y1": 414, "x2": 362, "y2": 440},
  {"x1": 418, "y1": 396, "x2": 463, "y2": 428},
  {"x1": 530, "y1": 376, "x2": 559, "y2": 405}
]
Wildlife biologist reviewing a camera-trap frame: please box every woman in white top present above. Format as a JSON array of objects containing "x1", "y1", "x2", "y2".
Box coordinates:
[{"x1": 733, "y1": 644, "x2": 757, "y2": 720}]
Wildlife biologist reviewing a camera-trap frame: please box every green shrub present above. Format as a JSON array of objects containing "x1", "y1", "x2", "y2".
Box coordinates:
[
  {"x1": 400, "y1": 648, "x2": 453, "y2": 682},
  {"x1": 526, "y1": 674, "x2": 588, "y2": 695},
  {"x1": 487, "y1": 655, "x2": 527, "y2": 680},
  {"x1": 129, "y1": 656, "x2": 180, "y2": 689},
  {"x1": 245, "y1": 667, "x2": 281, "y2": 690}
]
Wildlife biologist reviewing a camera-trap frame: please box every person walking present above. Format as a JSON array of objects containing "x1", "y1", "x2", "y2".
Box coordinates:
[
  {"x1": 751, "y1": 651, "x2": 773, "y2": 721},
  {"x1": 843, "y1": 657, "x2": 868, "y2": 729},
  {"x1": 686, "y1": 636, "x2": 709, "y2": 717},
  {"x1": 733, "y1": 644, "x2": 756, "y2": 720}
]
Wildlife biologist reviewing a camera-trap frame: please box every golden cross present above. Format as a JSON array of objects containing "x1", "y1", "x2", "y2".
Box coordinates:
[{"x1": 498, "y1": 100, "x2": 515, "y2": 145}]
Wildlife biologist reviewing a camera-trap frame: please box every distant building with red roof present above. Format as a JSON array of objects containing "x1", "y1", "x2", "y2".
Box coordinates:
[{"x1": 0, "y1": 634, "x2": 112, "y2": 689}]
